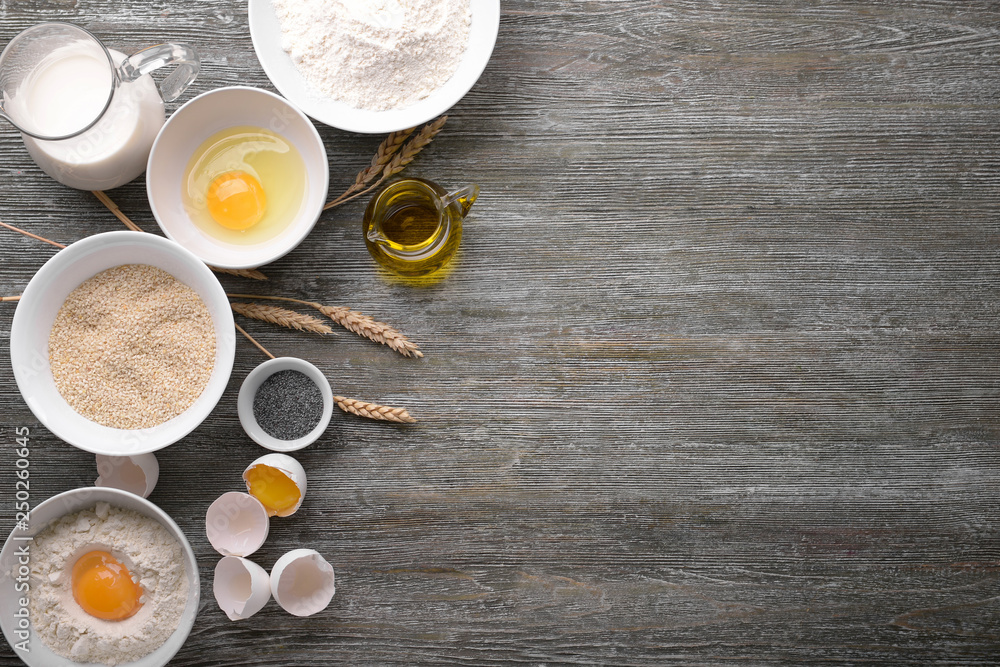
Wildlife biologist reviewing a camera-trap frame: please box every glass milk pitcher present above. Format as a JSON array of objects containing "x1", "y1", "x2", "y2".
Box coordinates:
[{"x1": 0, "y1": 22, "x2": 198, "y2": 190}]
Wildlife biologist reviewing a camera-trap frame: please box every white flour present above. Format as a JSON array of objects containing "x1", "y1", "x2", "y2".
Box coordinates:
[
  {"x1": 27, "y1": 503, "x2": 189, "y2": 665},
  {"x1": 271, "y1": 0, "x2": 472, "y2": 111}
]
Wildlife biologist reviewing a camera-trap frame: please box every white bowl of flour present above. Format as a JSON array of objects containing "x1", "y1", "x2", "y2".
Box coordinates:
[
  {"x1": 248, "y1": 0, "x2": 501, "y2": 133},
  {"x1": 0, "y1": 487, "x2": 200, "y2": 666}
]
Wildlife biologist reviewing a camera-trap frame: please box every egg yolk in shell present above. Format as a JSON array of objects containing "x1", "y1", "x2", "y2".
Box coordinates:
[
  {"x1": 244, "y1": 465, "x2": 301, "y2": 517},
  {"x1": 71, "y1": 550, "x2": 143, "y2": 621},
  {"x1": 207, "y1": 171, "x2": 267, "y2": 230}
]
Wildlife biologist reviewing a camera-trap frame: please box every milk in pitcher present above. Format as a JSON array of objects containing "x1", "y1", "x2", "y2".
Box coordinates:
[{"x1": 9, "y1": 43, "x2": 164, "y2": 190}]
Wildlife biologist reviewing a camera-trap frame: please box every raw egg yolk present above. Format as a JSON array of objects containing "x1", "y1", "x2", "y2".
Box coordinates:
[
  {"x1": 71, "y1": 551, "x2": 143, "y2": 621},
  {"x1": 245, "y1": 465, "x2": 301, "y2": 517},
  {"x1": 207, "y1": 171, "x2": 267, "y2": 230}
]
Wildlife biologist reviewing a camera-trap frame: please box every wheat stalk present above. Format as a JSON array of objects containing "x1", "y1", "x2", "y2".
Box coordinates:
[
  {"x1": 323, "y1": 116, "x2": 448, "y2": 211},
  {"x1": 333, "y1": 396, "x2": 416, "y2": 423},
  {"x1": 235, "y1": 322, "x2": 275, "y2": 359},
  {"x1": 2, "y1": 295, "x2": 21, "y2": 302},
  {"x1": 230, "y1": 302, "x2": 333, "y2": 335},
  {"x1": 324, "y1": 127, "x2": 415, "y2": 210},
  {"x1": 227, "y1": 293, "x2": 422, "y2": 358},
  {"x1": 92, "y1": 190, "x2": 143, "y2": 231},
  {"x1": 313, "y1": 304, "x2": 423, "y2": 358},
  {"x1": 91, "y1": 191, "x2": 268, "y2": 281},
  {"x1": 211, "y1": 266, "x2": 269, "y2": 281},
  {"x1": 0, "y1": 220, "x2": 67, "y2": 249}
]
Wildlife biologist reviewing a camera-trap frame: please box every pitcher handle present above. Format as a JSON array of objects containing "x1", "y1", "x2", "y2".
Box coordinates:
[
  {"x1": 118, "y1": 43, "x2": 200, "y2": 103},
  {"x1": 441, "y1": 183, "x2": 479, "y2": 218}
]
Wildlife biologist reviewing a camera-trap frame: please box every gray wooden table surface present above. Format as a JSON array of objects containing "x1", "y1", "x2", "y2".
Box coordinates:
[{"x1": 1, "y1": 0, "x2": 998, "y2": 665}]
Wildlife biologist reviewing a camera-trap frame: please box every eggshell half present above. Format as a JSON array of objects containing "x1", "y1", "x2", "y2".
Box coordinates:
[
  {"x1": 95, "y1": 453, "x2": 159, "y2": 498},
  {"x1": 214, "y1": 556, "x2": 271, "y2": 621},
  {"x1": 206, "y1": 492, "x2": 270, "y2": 557},
  {"x1": 270, "y1": 548, "x2": 335, "y2": 617},
  {"x1": 242, "y1": 453, "x2": 307, "y2": 517}
]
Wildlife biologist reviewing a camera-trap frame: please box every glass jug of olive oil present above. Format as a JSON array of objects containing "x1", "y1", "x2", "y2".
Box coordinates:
[{"x1": 362, "y1": 178, "x2": 478, "y2": 277}]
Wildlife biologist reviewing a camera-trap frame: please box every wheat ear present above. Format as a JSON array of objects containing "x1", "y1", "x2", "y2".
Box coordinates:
[
  {"x1": 230, "y1": 302, "x2": 333, "y2": 335},
  {"x1": 313, "y1": 304, "x2": 423, "y2": 358},
  {"x1": 325, "y1": 127, "x2": 415, "y2": 210},
  {"x1": 381, "y1": 115, "x2": 448, "y2": 180},
  {"x1": 210, "y1": 266, "x2": 269, "y2": 281},
  {"x1": 227, "y1": 293, "x2": 422, "y2": 358},
  {"x1": 333, "y1": 396, "x2": 417, "y2": 424},
  {"x1": 324, "y1": 116, "x2": 448, "y2": 211}
]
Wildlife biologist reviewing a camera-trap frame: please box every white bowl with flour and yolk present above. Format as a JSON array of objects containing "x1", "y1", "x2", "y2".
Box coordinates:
[{"x1": 0, "y1": 487, "x2": 200, "y2": 667}]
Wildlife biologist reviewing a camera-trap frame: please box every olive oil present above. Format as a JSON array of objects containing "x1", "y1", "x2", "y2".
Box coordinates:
[
  {"x1": 363, "y1": 178, "x2": 478, "y2": 278},
  {"x1": 381, "y1": 202, "x2": 440, "y2": 246}
]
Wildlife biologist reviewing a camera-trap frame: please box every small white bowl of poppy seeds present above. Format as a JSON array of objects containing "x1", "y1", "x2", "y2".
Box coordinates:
[
  {"x1": 10, "y1": 231, "x2": 236, "y2": 455},
  {"x1": 237, "y1": 357, "x2": 333, "y2": 452}
]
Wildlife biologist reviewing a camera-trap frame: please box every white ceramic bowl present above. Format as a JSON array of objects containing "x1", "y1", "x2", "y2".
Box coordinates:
[
  {"x1": 0, "y1": 487, "x2": 200, "y2": 667},
  {"x1": 146, "y1": 86, "x2": 329, "y2": 269},
  {"x1": 248, "y1": 0, "x2": 501, "y2": 134},
  {"x1": 10, "y1": 231, "x2": 236, "y2": 455},
  {"x1": 237, "y1": 357, "x2": 333, "y2": 452}
]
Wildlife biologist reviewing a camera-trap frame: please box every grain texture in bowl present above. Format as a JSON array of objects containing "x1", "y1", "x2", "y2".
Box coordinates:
[
  {"x1": 48, "y1": 264, "x2": 216, "y2": 430},
  {"x1": 237, "y1": 357, "x2": 334, "y2": 452},
  {"x1": 9, "y1": 231, "x2": 235, "y2": 455}
]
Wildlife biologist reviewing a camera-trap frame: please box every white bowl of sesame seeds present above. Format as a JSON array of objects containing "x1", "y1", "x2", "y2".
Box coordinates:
[{"x1": 10, "y1": 231, "x2": 236, "y2": 455}]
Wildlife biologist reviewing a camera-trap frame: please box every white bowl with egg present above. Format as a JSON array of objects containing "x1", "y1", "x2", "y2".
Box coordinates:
[
  {"x1": 247, "y1": 0, "x2": 501, "y2": 134},
  {"x1": 146, "y1": 86, "x2": 329, "y2": 269},
  {"x1": 0, "y1": 487, "x2": 200, "y2": 667},
  {"x1": 9, "y1": 231, "x2": 236, "y2": 455}
]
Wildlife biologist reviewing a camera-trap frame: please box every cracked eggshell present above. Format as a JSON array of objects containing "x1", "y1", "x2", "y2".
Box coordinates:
[
  {"x1": 242, "y1": 453, "x2": 307, "y2": 517},
  {"x1": 206, "y1": 492, "x2": 270, "y2": 557},
  {"x1": 95, "y1": 453, "x2": 159, "y2": 498},
  {"x1": 270, "y1": 549, "x2": 336, "y2": 617},
  {"x1": 214, "y1": 556, "x2": 271, "y2": 621}
]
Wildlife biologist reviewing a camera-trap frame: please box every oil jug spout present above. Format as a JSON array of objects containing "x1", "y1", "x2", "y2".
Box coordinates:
[{"x1": 366, "y1": 229, "x2": 391, "y2": 246}]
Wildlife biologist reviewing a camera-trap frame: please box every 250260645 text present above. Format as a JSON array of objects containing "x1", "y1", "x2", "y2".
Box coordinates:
[{"x1": 12, "y1": 426, "x2": 31, "y2": 653}]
